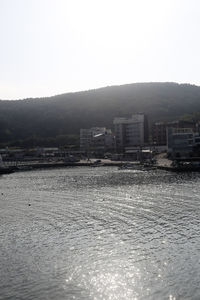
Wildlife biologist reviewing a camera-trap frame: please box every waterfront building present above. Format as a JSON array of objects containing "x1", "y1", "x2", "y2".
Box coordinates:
[
  {"x1": 36, "y1": 147, "x2": 59, "y2": 157},
  {"x1": 167, "y1": 127, "x2": 200, "y2": 159},
  {"x1": 80, "y1": 127, "x2": 106, "y2": 152},
  {"x1": 113, "y1": 113, "x2": 148, "y2": 152},
  {"x1": 152, "y1": 122, "x2": 168, "y2": 146},
  {"x1": 152, "y1": 120, "x2": 196, "y2": 146},
  {"x1": 80, "y1": 127, "x2": 114, "y2": 155}
]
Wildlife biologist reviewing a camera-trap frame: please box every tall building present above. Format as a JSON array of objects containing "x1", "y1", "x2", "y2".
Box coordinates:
[
  {"x1": 113, "y1": 114, "x2": 148, "y2": 152},
  {"x1": 152, "y1": 122, "x2": 168, "y2": 146}
]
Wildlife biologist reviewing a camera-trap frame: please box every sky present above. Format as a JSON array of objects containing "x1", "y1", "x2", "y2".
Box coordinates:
[{"x1": 0, "y1": 0, "x2": 200, "y2": 100}]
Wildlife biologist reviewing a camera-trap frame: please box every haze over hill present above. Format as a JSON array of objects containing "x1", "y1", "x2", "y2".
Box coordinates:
[{"x1": 1, "y1": 82, "x2": 200, "y2": 147}]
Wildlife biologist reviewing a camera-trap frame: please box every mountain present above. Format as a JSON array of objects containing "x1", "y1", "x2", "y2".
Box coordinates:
[{"x1": 1, "y1": 82, "x2": 200, "y2": 147}]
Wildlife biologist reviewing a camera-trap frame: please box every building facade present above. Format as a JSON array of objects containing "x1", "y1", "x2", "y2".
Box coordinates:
[
  {"x1": 167, "y1": 127, "x2": 200, "y2": 159},
  {"x1": 153, "y1": 120, "x2": 196, "y2": 146},
  {"x1": 113, "y1": 114, "x2": 148, "y2": 152},
  {"x1": 80, "y1": 127, "x2": 114, "y2": 154}
]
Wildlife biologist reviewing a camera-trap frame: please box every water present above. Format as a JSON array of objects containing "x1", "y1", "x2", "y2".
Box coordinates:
[{"x1": 0, "y1": 167, "x2": 200, "y2": 300}]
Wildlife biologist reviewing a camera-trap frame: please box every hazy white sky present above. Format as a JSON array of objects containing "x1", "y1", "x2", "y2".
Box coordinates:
[{"x1": 0, "y1": 0, "x2": 200, "y2": 99}]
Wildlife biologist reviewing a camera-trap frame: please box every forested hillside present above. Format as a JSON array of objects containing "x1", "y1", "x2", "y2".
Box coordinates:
[{"x1": 1, "y1": 82, "x2": 200, "y2": 147}]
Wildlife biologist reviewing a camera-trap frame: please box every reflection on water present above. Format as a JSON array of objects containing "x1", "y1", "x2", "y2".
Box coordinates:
[{"x1": 0, "y1": 167, "x2": 200, "y2": 299}]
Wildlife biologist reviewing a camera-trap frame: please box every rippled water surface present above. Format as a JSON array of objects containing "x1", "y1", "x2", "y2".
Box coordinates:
[{"x1": 1, "y1": 167, "x2": 200, "y2": 300}]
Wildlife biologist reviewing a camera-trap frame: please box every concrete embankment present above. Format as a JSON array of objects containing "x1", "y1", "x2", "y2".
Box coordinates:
[
  {"x1": 4, "y1": 155, "x2": 178, "y2": 172},
  {"x1": 7, "y1": 160, "x2": 133, "y2": 171},
  {"x1": 156, "y1": 165, "x2": 174, "y2": 171}
]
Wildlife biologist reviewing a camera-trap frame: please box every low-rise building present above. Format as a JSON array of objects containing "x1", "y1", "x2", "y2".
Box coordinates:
[
  {"x1": 167, "y1": 127, "x2": 200, "y2": 159},
  {"x1": 80, "y1": 127, "x2": 114, "y2": 155},
  {"x1": 167, "y1": 128, "x2": 194, "y2": 158},
  {"x1": 153, "y1": 120, "x2": 196, "y2": 146}
]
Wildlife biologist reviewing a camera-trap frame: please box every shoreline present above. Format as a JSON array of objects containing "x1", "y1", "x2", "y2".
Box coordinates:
[
  {"x1": 1, "y1": 159, "x2": 174, "y2": 173},
  {"x1": 2, "y1": 157, "x2": 200, "y2": 173}
]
